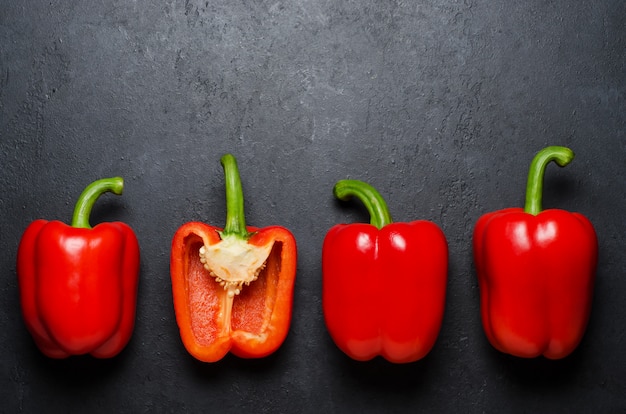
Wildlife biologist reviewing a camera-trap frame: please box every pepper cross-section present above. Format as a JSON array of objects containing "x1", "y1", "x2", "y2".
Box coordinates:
[{"x1": 170, "y1": 154, "x2": 297, "y2": 362}]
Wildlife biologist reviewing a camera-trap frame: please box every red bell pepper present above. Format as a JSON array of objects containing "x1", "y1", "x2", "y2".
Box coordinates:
[
  {"x1": 17, "y1": 177, "x2": 140, "y2": 358},
  {"x1": 473, "y1": 146, "x2": 598, "y2": 359},
  {"x1": 322, "y1": 180, "x2": 448, "y2": 363},
  {"x1": 170, "y1": 154, "x2": 297, "y2": 362}
]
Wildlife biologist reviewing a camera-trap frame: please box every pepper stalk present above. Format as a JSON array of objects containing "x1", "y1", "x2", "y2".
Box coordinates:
[
  {"x1": 524, "y1": 146, "x2": 575, "y2": 216},
  {"x1": 71, "y1": 177, "x2": 124, "y2": 229},
  {"x1": 333, "y1": 179, "x2": 393, "y2": 229}
]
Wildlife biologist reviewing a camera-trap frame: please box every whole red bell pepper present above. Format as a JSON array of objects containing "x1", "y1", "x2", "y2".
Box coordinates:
[
  {"x1": 322, "y1": 180, "x2": 448, "y2": 363},
  {"x1": 17, "y1": 177, "x2": 140, "y2": 358},
  {"x1": 473, "y1": 146, "x2": 598, "y2": 359},
  {"x1": 170, "y1": 154, "x2": 297, "y2": 362}
]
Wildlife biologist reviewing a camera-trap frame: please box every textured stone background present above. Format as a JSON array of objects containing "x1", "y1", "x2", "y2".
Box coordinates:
[{"x1": 1, "y1": 0, "x2": 624, "y2": 412}]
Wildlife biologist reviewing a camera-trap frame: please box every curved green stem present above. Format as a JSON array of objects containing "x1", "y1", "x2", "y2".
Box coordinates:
[
  {"x1": 220, "y1": 154, "x2": 250, "y2": 238},
  {"x1": 333, "y1": 179, "x2": 393, "y2": 229},
  {"x1": 71, "y1": 177, "x2": 124, "y2": 229},
  {"x1": 524, "y1": 146, "x2": 575, "y2": 215}
]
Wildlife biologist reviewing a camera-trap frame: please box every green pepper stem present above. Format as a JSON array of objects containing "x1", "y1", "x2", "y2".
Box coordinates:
[
  {"x1": 524, "y1": 146, "x2": 575, "y2": 215},
  {"x1": 333, "y1": 179, "x2": 393, "y2": 229},
  {"x1": 220, "y1": 154, "x2": 250, "y2": 238},
  {"x1": 71, "y1": 177, "x2": 124, "y2": 229}
]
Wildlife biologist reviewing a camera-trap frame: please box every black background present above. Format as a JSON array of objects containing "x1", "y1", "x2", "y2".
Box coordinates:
[{"x1": 1, "y1": 0, "x2": 625, "y2": 412}]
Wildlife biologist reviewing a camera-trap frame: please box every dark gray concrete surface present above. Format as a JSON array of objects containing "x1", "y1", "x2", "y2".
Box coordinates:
[{"x1": 1, "y1": 0, "x2": 625, "y2": 412}]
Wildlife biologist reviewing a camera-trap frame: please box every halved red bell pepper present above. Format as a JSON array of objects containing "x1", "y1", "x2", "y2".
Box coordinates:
[
  {"x1": 473, "y1": 146, "x2": 598, "y2": 359},
  {"x1": 170, "y1": 154, "x2": 297, "y2": 362},
  {"x1": 322, "y1": 180, "x2": 448, "y2": 363},
  {"x1": 17, "y1": 177, "x2": 140, "y2": 358}
]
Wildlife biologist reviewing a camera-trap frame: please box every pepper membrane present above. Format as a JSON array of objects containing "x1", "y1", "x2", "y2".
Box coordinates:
[{"x1": 473, "y1": 146, "x2": 598, "y2": 359}]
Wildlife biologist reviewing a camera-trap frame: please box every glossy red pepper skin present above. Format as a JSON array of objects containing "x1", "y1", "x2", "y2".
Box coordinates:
[
  {"x1": 16, "y1": 178, "x2": 140, "y2": 358},
  {"x1": 473, "y1": 208, "x2": 597, "y2": 359},
  {"x1": 473, "y1": 146, "x2": 598, "y2": 359},
  {"x1": 322, "y1": 180, "x2": 448, "y2": 363}
]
